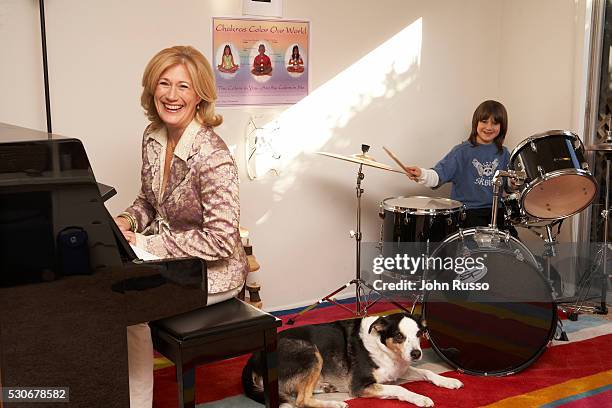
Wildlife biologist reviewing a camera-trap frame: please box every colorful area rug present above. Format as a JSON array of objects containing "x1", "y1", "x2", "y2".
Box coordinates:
[{"x1": 153, "y1": 301, "x2": 612, "y2": 407}]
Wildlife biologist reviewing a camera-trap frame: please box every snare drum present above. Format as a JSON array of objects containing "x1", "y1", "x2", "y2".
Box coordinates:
[
  {"x1": 424, "y1": 227, "x2": 557, "y2": 376},
  {"x1": 509, "y1": 130, "x2": 597, "y2": 220},
  {"x1": 380, "y1": 196, "x2": 464, "y2": 245}
]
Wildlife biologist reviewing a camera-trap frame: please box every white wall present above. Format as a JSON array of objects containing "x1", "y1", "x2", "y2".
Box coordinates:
[
  {"x1": 0, "y1": 0, "x2": 589, "y2": 310},
  {"x1": 0, "y1": 0, "x2": 46, "y2": 129},
  {"x1": 499, "y1": 0, "x2": 584, "y2": 147}
]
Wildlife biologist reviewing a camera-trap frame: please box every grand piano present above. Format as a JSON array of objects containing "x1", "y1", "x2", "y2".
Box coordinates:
[{"x1": 0, "y1": 123, "x2": 209, "y2": 407}]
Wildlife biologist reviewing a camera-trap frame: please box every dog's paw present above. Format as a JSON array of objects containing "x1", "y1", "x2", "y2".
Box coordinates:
[
  {"x1": 411, "y1": 395, "x2": 434, "y2": 407},
  {"x1": 315, "y1": 382, "x2": 339, "y2": 394},
  {"x1": 434, "y1": 376, "x2": 463, "y2": 389},
  {"x1": 327, "y1": 402, "x2": 348, "y2": 408}
]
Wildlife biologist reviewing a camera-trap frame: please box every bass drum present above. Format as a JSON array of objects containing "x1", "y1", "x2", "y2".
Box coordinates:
[{"x1": 423, "y1": 227, "x2": 557, "y2": 376}]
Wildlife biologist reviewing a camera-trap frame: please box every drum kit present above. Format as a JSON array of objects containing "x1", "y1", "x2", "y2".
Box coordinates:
[{"x1": 287, "y1": 130, "x2": 608, "y2": 376}]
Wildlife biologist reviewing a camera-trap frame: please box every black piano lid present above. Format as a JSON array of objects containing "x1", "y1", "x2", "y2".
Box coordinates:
[
  {"x1": 0, "y1": 121, "x2": 67, "y2": 142},
  {"x1": 0, "y1": 123, "x2": 117, "y2": 199},
  {"x1": 0, "y1": 122, "x2": 136, "y2": 258},
  {"x1": 0, "y1": 122, "x2": 96, "y2": 188}
]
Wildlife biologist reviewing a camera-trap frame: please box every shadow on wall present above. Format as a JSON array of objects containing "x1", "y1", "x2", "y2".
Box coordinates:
[{"x1": 250, "y1": 17, "x2": 424, "y2": 226}]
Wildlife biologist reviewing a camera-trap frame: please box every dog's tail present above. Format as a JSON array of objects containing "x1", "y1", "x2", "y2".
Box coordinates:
[{"x1": 241, "y1": 352, "x2": 266, "y2": 404}]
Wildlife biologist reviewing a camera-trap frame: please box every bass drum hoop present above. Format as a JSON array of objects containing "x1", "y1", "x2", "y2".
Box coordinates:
[
  {"x1": 509, "y1": 129, "x2": 579, "y2": 156},
  {"x1": 428, "y1": 227, "x2": 541, "y2": 268},
  {"x1": 422, "y1": 227, "x2": 557, "y2": 376},
  {"x1": 381, "y1": 196, "x2": 464, "y2": 216},
  {"x1": 423, "y1": 307, "x2": 558, "y2": 376}
]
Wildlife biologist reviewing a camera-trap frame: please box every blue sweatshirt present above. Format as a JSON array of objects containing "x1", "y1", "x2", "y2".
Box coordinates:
[{"x1": 432, "y1": 141, "x2": 510, "y2": 209}]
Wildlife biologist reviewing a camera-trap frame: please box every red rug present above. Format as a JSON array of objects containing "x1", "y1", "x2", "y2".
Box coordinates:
[{"x1": 153, "y1": 302, "x2": 612, "y2": 407}]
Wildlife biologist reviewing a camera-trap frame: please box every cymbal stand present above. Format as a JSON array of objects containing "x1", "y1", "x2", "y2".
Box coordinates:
[
  {"x1": 287, "y1": 145, "x2": 409, "y2": 325},
  {"x1": 569, "y1": 152, "x2": 610, "y2": 317}
]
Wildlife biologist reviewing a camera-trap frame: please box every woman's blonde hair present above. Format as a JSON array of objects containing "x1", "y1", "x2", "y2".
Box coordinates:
[{"x1": 141, "y1": 45, "x2": 222, "y2": 129}]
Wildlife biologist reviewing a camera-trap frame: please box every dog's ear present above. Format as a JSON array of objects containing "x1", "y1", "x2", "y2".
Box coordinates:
[
  {"x1": 411, "y1": 314, "x2": 427, "y2": 330},
  {"x1": 368, "y1": 316, "x2": 390, "y2": 334}
]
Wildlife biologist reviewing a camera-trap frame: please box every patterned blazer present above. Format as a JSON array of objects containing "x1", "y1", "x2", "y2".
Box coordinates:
[{"x1": 124, "y1": 120, "x2": 247, "y2": 293}]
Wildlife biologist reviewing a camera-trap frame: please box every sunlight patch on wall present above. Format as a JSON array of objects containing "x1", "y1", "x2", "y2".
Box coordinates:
[{"x1": 251, "y1": 17, "x2": 423, "y2": 182}]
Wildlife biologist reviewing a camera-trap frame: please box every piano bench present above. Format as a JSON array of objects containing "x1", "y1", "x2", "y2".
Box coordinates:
[{"x1": 149, "y1": 297, "x2": 281, "y2": 408}]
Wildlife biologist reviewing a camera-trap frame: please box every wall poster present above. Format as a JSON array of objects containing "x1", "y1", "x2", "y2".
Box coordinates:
[{"x1": 212, "y1": 17, "x2": 310, "y2": 106}]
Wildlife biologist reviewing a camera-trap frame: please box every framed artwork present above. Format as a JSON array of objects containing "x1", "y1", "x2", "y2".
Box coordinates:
[
  {"x1": 213, "y1": 17, "x2": 310, "y2": 106},
  {"x1": 242, "y1": 0, "x2": 283, "y2": 18}
]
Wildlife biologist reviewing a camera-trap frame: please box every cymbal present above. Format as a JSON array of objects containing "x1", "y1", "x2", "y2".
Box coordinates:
[
  {"x1": 587, "y1": 143, "x2": 612, "y2": 152},
  {"x1": 316, "y1": 151, "x2": 404, "y2": 173}
]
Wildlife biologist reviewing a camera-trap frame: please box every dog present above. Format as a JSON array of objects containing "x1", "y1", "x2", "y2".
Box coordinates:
[{"x1": 242, "y1": 313, "x2": 463, "y2": 407}]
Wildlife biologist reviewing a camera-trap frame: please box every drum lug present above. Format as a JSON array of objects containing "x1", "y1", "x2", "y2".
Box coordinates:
[
  {"x1": 513, "y1": 249, "x2": 524, "y2": 262},
  {"x1": 582, "y1": 162, "x2": 589, "y2": 170},
  {"x1": 379, "y1": 203, "x2": 385, "y2": 219},
  {"x1": 537, "y1": 165, "x2": 545, "y2": 178},
  {"x1": 530, "y1": 141, "x2": 537, "y2": 152},
  {"x1": 429, "y1": 217, "x2": 436, "y2": 228}
]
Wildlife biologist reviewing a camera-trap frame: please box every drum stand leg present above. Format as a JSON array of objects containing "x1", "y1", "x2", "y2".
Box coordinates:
[
  {"x1": 555, "y1": 319, "x2": 569, "y2": 341},
  {"x1": 540, "y1": 227, "x2": 569, "y2": 341},
  {"x1": 568, "y1": 156, "x2": 610, "y2": 319},
  {"x1": 287, "y1": 147, "x2": 411, "y2": 325},
  {"x1": 597, "y1": 158, "x2": 610, "y2": 314},
  {"x1": 543, "y1": 225, "x2": 560, "y2": 299}
]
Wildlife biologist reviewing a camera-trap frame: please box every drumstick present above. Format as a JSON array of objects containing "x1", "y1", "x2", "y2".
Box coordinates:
[{"x1": 382, "y1": 146, "x2": 414, "y2": 177}]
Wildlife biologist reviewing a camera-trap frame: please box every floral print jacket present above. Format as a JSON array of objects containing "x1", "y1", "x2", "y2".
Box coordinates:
[{"x1": 124, "y1": 120, "x2": 247, "y2": 293}]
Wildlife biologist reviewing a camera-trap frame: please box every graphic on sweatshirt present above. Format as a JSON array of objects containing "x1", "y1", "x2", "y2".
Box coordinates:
[{"x1": 472, "y1": 158, "x2": 499, "y2": 186}]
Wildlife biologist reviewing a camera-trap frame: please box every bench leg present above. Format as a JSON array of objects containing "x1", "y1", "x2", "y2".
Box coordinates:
[
  {"x1": 262, "y1": 327, "x2": 279, "y2": 408},
  {"x1": 176, "y1": 362, "x2": 196, "y2": 408}
]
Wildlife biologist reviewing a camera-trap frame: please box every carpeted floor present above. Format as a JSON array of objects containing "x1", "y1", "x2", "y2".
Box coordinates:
[{"x1": 152, "y1": 301, "x2": 612, "y2": 407}]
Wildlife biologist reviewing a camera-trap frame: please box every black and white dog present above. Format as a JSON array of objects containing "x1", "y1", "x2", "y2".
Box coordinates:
[{"x1": 242, "y1": 313, "x2": 463, "y2": 407}]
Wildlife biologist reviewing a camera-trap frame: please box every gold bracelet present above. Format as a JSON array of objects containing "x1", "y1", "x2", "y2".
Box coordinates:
[{"x1": 118, "y1": 212, "x2": 137, "y2": 232}]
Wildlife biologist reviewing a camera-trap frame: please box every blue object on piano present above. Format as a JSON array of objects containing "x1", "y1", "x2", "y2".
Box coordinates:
[{"x1": 57, "y1": 226, "x2": 91, "y2": 275}]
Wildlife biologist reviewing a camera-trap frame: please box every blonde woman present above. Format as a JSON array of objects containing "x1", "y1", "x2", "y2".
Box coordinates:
[{"x1": 114, "y1": 45, "x2": 247, "y2": 407}]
